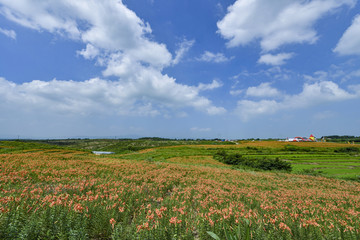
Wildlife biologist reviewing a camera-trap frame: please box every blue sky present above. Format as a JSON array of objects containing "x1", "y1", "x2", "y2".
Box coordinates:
[{"x1": 1, "y1": 0, "x2": 360, "y2": 139}]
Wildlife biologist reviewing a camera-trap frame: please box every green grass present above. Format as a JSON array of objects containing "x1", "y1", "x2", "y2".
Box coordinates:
[{"x1": 36, "y1": 138, "x2": 236, "y2": 153}]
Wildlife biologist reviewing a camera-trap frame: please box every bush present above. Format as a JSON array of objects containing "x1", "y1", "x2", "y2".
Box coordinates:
[
  {"x1": 213, "y1": 150, "x2": 292, "y2": 172},
  {"x1": 213, "y1": 149, "x2": 227, "y2": 161},
  {"x1": 223, "y1": 153, "x2": 245, "y2": 165},
  {"x1": 252, "y1": 158, "x2": 292, "y2": 172},
  {"x1": 214, "y1": 150, "x2": 245, "y2": 165}
]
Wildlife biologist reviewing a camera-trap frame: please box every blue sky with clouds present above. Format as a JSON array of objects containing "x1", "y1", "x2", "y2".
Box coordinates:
[{"x1": 1, "y1": 0, "x2": 360, "y2": 139}]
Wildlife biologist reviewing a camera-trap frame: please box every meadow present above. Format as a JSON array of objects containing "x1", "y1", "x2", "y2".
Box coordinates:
[{"x1": 0, "y1": 139, "x2": 359, "y2": 239}]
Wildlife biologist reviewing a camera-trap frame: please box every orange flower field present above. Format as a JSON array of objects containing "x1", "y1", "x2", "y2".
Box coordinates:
[{"x1": 0, "y1": 143, "x2": 360, "y2": 239}]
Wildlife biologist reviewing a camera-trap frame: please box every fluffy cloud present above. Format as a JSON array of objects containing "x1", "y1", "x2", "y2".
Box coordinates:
[
  {"x1": 217, "y1": 0, "x2": 355, "y2": 51},
  {"x1": 246, "y1": 82, "x2": 281, "y2": 98},
  {"x1": 196, "y1": 51, "x2": 232, "y2": 63},
  {"x1": 0, "y1": 27, "x2": 16, "y2": 39},
  {"x1": 77, "y1": 44, "x2": 100, "y2": 60},
  {"x1": 236, "y1": 81, "x2": 359, "y2": 121},
  {"x1": 0, "y1": 0, "x2": 224, "y2": 116},
  {"x1": 0, "y1": 76, "x2": 225, "y2": 116},
  {"x1": 258, "y1": 53, "x2": 294, "y2": 66},
  {"x1": 0, "y1": 0, "x2": 172, "y2": 67},
  {"x1": 334, "y1": 15, "x2": 360, "y2": 55}
]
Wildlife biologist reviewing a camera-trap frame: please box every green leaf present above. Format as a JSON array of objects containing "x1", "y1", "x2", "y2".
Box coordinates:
[{"x1": 207, "y1": 231, "x2": 221, "y2": 240}]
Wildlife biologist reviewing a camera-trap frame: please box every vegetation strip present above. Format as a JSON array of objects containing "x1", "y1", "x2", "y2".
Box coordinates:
[{"x1": 0, "y1": 140, "x2": 359, "y2": 239}]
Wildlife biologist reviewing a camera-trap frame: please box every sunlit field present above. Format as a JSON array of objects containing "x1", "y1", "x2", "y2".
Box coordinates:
[{"x1": 0, "y1": 140, "x2": 359, "y2": 239}]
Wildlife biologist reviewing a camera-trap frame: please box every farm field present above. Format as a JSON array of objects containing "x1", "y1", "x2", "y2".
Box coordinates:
[{"x1": 0, "y1": 140, "x2": 360, "y2": 239}]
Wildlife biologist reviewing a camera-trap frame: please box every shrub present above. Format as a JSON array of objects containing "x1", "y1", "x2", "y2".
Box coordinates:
[
  {"x1": 213, "y1": 149, "x2": 227, "y2": 161},
  {"x1": 223, "y1": 153, "x2": 245, "y2": 165},
  {"x1": 214, "y1": 150, "x2": 245, "y2": 165},
  {"x1": 213, "y1": 151, "x2": 292, "y2": 172},
  {"x1": 252, "y1": 158, "x2": 292, "y2": 172}
]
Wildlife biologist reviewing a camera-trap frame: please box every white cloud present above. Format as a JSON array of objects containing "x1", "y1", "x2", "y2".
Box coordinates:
[
  {"x1": 217, "y1": 0, "x2": 355, "y2": 51},
  {"x1": 0, "y1": 0, "x2": 225, "y2": 116},
  {"x1": 172, "y1": 39, "x2": 195, "y2": 65},
  {"x1": 0, "y1": 0, "x2": 174, "y2": 67},
  {"x1": 230, "y1": 89, "x2": 243, "y2": 96},
  {"x1": 246, "y1": 82, "x2": 281, "y2": 98},
  {"x1": 0, "y1": 0, "x2": 172, "y2": 68},
  {"x1": 77, "y1": 44, "x2": 99, "y2": 60},
  {"x1": 348, "y1": 84, "x2": 360, "y2": 95},
  {"x1": 258, "y1": 53, "x2": 294, "y2": 66},
  {"x1": 197, "y1": 79, "x2": 223, "y2": 91},
  {"x1": 0, "y1": 27, "x2": 16, "y2": 39},
  {"x1": 0, "y1": 1, "x2": 81, "y2": 39},
  {"x1": 334, "y1": 15, "x2": 360, "y2": 55},
  {"x1": 0, "y1": 76, "x2": 225, "y2": 117},
  {"x1": 236, "y1": 81, "x2": 359, "y2": 121},
  {"x1": 196, "y1": 51, "x2": 232, "y2": 63}
]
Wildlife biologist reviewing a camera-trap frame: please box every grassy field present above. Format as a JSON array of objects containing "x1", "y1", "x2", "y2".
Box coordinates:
[{"x1": 0, "y1": 140, "x2": 359, "y2": 239}]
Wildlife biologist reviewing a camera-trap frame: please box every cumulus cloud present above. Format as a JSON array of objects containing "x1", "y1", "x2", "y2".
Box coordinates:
[
  {"x1": 246, "y1": 82, "x2": 281, "y2": 98},
  {"x1": 236, "y1": 81, "x2": 359, "y2": 121},
  {"x1": 77, "y1": 44, "x2": 100, "y2": 60},
  {"x1": 334, "y1": 15, "x2": 360, "y2": 55},
  {"x1": 258, "y1": 53, "x2": 294, "y2": 66},
  {"x1": 0, "y1": 76, "x2": 226, "y2": 116},
  {"x1": 196, "y1": 51, "x2": 232, "y2": 63},
  {"x1": 0, "y1": 0, "x2": 224, "y2": 116},
  {"x1": 0, "y1": 0, "x2": 172, "y2": 68},
  {"x1": 217, "y1": 0, "x2": 355, "y2": 51},
  {"x1": 0, "y1": 27, "x2": 16, "y2": 39}
]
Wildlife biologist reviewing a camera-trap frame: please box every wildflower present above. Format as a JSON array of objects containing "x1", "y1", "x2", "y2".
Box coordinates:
[
  {"x1": 208, "y1": 218, "x2": 214, "y2": 226},
  {"x1": 146, "y1": 213, "x2": 154, "y2": 220},
  {"x1": 169, "y1": 217, "x2": 182, "y2": 225},
  {"x1": 110, "y1": 218, "x2": 116, "y2": 229},
  {"x1": 143, "y1": 222, "x2": 149, "y2": 229},
  {"x1": 73, "y1": 203, "x2": 84, "y2": 213},
  {"x1": 169, "y1": 217, "x2": 177, "y2": 224},
  {"x1": 279, "y1": 222, "x2": 291, "y2": 233},
  {"x1": 155, "y1": 209, "x2": 163, "y2": 218}
]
